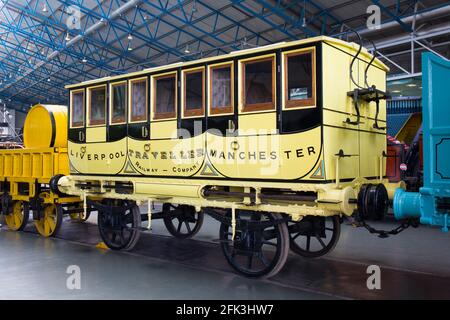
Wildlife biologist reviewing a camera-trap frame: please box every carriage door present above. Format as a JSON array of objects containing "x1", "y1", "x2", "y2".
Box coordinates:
[
  {"x1": 86, "y1": 84, "x2": 107, "y2": 143},
  {"x1": 127, "y1": 77, "x2": 149, "y2": 141},
  {"x1": 69, "y1": 88, "x2": 86, "y2": 144},
  {"x1": 108, "y1": 81, "x2": 127, "y2": 142},
  {"x1": 279, "y1": 47, "x2": 321, "y2": 180},
  {"x1": 148, "y1": 71, "x2": 178, "y2": 175},
  {"x1": 206, "y1": 62, "x2": 235, "y2": 135},
  {"x1": 237, "y1": 54, "x2": 277, "y2": 179},
  {"x1": 179, "y1": 67, "x2": 206, "y2": 174},
  {"x1": 205, "y1": 62, "x2": 236, "y2": 178}
]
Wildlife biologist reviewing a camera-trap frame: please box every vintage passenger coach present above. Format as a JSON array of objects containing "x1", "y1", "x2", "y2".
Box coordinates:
[{"x1": 54, "y1": 35, "x2": 403, "y2": 278}]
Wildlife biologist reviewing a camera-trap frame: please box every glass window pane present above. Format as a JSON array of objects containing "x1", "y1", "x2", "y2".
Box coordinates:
[
  {"x1": 131, "y1": 79, "x2": 147, "y2": 122},
  {"x1": 287, "y1": 53, "x2": 313, "y2": 102},
  {"x1": 71, "y1": 91, "x2": 84, "y2": 127},
  {"x1": 211, "y1": 66, "x2": 232, "y2": 111},
  {"x1": 89, "y1": 87, "x2": 106, "y2": 125},
  {"x1": 185, "y1": 71, "x2": 203, "y2": 111},
  {"x1": 155, "y1": 75, "x2": 176, "y2": 118},
  {"x1": 244, "y1": 59, "x2": 273, "y2": 106},
  {"x1": 111, "y1": 83, "x2": 127, "y2": 124}
]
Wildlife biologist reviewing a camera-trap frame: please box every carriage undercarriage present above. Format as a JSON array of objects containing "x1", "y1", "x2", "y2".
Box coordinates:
[{"x1": 55, "y1": 174, "x2": 401, "y2": 278}]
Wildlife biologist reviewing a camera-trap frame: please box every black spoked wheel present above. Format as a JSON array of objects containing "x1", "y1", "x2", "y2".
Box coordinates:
[
  {"x1": 289, "y1": 216, "x2": 341, "y2": 258},
  {"x1": 97, "y1": 200, "x2": 141, "y2": 251},
  {"x1": 219, "y1": 211, "x2": 289, "y2": 279},
  {"x1": 163, "y1": 204, "x2": 204, "y2": 239}
]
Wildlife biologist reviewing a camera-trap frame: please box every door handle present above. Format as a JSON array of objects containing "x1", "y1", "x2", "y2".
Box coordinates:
[{"x1": 142, "y1": 126, "x2": 149, "y2": 138}]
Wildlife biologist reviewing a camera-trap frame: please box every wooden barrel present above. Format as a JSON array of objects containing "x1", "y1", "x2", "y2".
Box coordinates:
[{"x1": 23, "y1": 104, "x2": 68, "y2": 149}]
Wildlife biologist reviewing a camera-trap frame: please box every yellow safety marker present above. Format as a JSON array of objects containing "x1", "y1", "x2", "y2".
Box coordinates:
[{"x1": 95, "y1": 242, "x2": 109, "y2": 250}]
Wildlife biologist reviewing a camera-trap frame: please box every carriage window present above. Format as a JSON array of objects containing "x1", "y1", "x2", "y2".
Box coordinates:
[
  {"x1": 183, "y1": 69, "x2": 204, "y2": 117},
  {"x1": 111, "y1": 82, "x2": 127, "y2": 124},
  {"x1": 88, "y1": 86, "x2": 106, "y2": 126},
  {"x1": 130, "y1": 78, "x2": 147, "y2": 122},
  {"x1": 210, "y1": 63, "x2": 233, "y2": 115},
  {"x1": 70, "y1": 90, "x2": 84, "y2": 128},
  {"x1": 285, "y1": 50, "x2": 315, "y2": 108},
  {"x1": 242, "y1": 57, "x2": 275, "y2": 112},
  {"x1": 154, "y1": 73, "x2": 176, "y2": 120}
]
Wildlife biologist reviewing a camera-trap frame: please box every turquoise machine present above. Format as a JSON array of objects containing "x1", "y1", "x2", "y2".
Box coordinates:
[{"x1": 394, "y1": 53, "x2": 450, "y2": 232}]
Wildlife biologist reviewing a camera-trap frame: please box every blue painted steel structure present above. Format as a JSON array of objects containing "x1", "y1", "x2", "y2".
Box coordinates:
[
  {"x1": 0, "y1": 0, "x2": 446, "y2": 113},
  {"x1": 386, "y1": 97, "x2": 422, "y2": 137},
  {"x1": 394, "y1": 53, "x2": 450, "y2": 232}
]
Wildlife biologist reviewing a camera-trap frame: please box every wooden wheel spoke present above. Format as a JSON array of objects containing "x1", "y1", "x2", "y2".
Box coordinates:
[
  {"x1": 306, "y1": 235, "x2": 311, "y2": 251},
  {"x1": 111, "y1": 232, "x2": 117, "y2": 243},
  {"x1": 44, "y1": 219, "x2": 51, "y2": 235},
  {"x1": 119, "y1": 231, "x2": 126, "y2": 246},
  {"x1": 48, "y1": 216, "x2": 56, "y2": 231},
  {"x1": 184, "y1": 221, "x2": 192, "y2": 233},
  {"x1": 262, "y1": 240, "x2": 277, "y2": 247},
  {"x1": 292, "y1": 232, "x2": 302, "y2": 240},
  {"x1": 14, "y1": 214, "x2": 21, "y2": 227},
  {"x1": 257, "y1": 252, "x2": 270, "y2": 268},
  {"x1": 262, "y1": 228, "x2": 277, "y2": 241},
  {"x1": 315, "y1": 233, "x2": 327, "y2": 248},
  {"x1": 247, "y1": 254, "x2": 253, "y2": 269}
]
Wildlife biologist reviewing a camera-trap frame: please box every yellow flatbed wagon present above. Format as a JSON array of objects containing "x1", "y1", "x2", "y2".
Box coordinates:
[{"x1": 0, "y1": 104, "x2": 83, "y2": 237}]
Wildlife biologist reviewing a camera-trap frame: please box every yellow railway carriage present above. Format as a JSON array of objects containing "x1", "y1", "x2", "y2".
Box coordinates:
[
  {"x1": 57, "y1": 35, "x2": 402, "y2": 278},
  {"x1": 0, "y1": 104, "x2": 84, "y2": 237}
]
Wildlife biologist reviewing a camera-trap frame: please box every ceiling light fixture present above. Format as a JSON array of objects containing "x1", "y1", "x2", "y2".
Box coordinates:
[
  {"x1": 65, "y1": 32, "x2": 71, "y2": 41},
  {"x1": 42, "y1": 4, "x2": 48, "y2": 12},
  {"x1": 184, "y1": 45, "x2": 190, "y2": 54},
  {"x1": 302, "y1": 0, "x2": 307, "y2": 28}
]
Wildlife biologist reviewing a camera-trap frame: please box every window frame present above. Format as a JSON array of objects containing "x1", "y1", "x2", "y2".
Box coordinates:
[
  {"x1": 181, "y1": 67, "x2": 205, "y2": 119},
  {"x1": 109, "y1": 81, "x2": 128, "y2": 125},
  {"x1": 282, "y1": 47, "x2": 316, "y2": 110},
  {"x1": 151, "y1": 71, "x2": 178, "y2": 121},
  {"x1": 239, "y1": 54, "x2": 276, "y2": 113},
  {"x1": 128, "y1": 77, "x2": 148, "y2": 123},
  {"x1": 70, "y1": 88, "x2": 85, "y2": 129},
  {"x1": 208, "y1": 61, "x2": 234, "y2": 117},
  {"x1": 87, "y1": 84, "x2": 107, "y2": 127}
]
